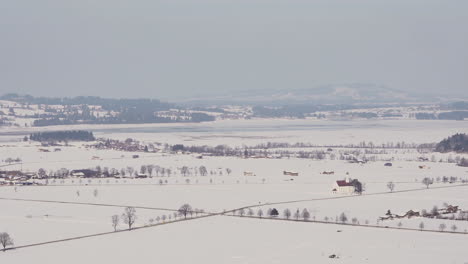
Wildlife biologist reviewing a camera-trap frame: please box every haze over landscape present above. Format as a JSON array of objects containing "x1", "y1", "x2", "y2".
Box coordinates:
[
  {"x1": 1, "y1": 1, "x2": 468, "y2": 264},
  {"x1": 1, "y1": 0, "x2": 467, "y2": 99}
]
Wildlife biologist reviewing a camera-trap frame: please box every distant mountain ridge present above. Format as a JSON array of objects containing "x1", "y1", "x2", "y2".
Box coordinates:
[{"x1": 176, "y1": 84, "x2": 465, "y2": 105}]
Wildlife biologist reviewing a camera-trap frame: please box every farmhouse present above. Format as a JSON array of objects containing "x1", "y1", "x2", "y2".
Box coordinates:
[
  {"x1": 283, "y1": 171, "x2": 299, "y2": 176},
  {"x1": 70, "y1": 169, "x2": 99, "y2": 178}
]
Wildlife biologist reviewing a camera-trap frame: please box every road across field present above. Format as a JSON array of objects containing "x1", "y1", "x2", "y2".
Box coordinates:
[{"x1": 2, "y1": 183, "x2": 468, "y2": 251}]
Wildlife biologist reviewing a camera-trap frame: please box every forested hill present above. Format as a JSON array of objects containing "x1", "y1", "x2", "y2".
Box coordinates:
[
  {"x1": 435, "y1": 133, "x2": 468, "y2": 153},
  {"x1": 1, "y1": 94, "x2": 215, "y2": 126},
  {"x1": 1, "y1": 94, "x2": 173, "y2": 112}
]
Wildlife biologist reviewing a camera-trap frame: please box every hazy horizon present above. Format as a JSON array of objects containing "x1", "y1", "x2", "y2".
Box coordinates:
[{"x1": 1, "y1": 0, "x2": 467, "y2": 100}]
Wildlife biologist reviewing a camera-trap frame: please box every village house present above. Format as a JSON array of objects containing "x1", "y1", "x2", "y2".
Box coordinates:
[{"x1": 70, "y1": 169, "x2": 99, "y2": 178}]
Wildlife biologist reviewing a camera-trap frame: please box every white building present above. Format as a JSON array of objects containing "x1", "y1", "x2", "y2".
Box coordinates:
[{"x1": 332, "y1": 180, "x2": 356, "y2": 194}]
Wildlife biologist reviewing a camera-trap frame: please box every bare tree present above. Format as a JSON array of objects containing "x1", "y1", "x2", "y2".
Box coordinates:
[
  {"x1": 126, "y1": 166, "x2": 135, "y2": 176},
  {"x1": 439, "y1": 223, "x2": 446, "y2": 232},
  {"x1": 431, "y1": 206, "x2": 439, "y2": 217},
  {"x1": 121, "y1": 207, "x2": 137, "y2": 230},
  {"x1": 38, "y1": 168, "x2": 47, "y2": 178},
  {"x1": 140, "y1": 165, "x2": 147, "y2": 175},
  {"x1": 180, "y1": 166, "x2": 189, "y2": 177},
  {"x1": 451, "y1": 224, "x2": 458, "y2": 232},
  {"x1": 283, "y1": 208, "x2": 292, "y2": 219},
  {"x1": 238, "y1": 208, "x2": 245, "y2": 217},
  {"x1": 422, "y1": 177, "x2": 433, "y2": 189},
  {"x1": 0, "y1": 232, "x2": 13, "y2": 250},
  {"x1": 257, "y1": 209, "x2": 264, "y2": 218},
  {"x1": 294, "y1": 209, "x2": 300, "y2": 220},
  {"x1": 339, "y1": 212, "x2": 348, "y2": 224},
  {"x1": 111, "y1": 215, "x2": 119, "y2": 231},
  {"x1": 302, "y1": 209, "x2": 310, "y2": 221},
  {"x1": 199, "y1": 166, "x2": 208, "y2": 176},
  {"x1": 397, "y1": 221, "x2": 403, "y2": 228},
  {"x1": 225, "y1": 168, "x2": 232, "y2": 175},
  {"x1": 247, "y1": 208, "x2": 254, "y2": 216},
  {"x1": 178, "y1": 204, "x2": 193, "y2": 219},
  {"x1": 387, "y1": 181, "x2": 395, "y2": 192},
  {"x1": 162, "y1": 215, "x2": 167, "y2": 222},
  {"x1": 93, "y1": 189, "x2": 99, "y2": 197},
  {"x1": 146, "y1": 165, "x2": 154, "y2": 177},
  {"x1": 351, "y1": 217, "x2": 358, "y2": 225},
  {"x1": 419, "y1": 221, "x2": 425, "y2": 231}
]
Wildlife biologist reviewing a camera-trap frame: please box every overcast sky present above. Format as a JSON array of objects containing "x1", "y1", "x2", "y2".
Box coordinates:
[{"x1": 0, "y1": 0, "x2": 467, "y2": 99}]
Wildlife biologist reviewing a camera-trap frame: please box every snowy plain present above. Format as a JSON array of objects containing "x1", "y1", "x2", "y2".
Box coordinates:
[{"x1": 1, "y1": 119, "x2": 468, "y2": 263}]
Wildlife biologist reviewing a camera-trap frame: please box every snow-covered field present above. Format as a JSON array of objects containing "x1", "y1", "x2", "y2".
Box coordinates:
[
  {"x1": 2, "y1": 215, "x2": 467, "y2": 264},
  {"x1": 1, "y1": 119, "x2": 468, "y2": 263}
]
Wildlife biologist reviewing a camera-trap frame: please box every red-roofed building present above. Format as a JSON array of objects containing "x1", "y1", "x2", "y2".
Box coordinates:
[{"x1": 332, "y1": 179, "x2": 356, "y2": 194}]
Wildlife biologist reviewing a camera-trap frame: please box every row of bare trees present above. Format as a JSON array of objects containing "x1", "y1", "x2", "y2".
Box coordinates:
[
  {"x1": 387, "y1": 177, "x2": 466, "y2": 193},
  {"x1": 111, "y1": 207, "x2": 138, "y2": 231},
  {"x1": 168, "y1": 141, "x2": 465, "y2": 163},
  {"x1": 111, "y1": 204, "x2": 199, "y2": 231},
  {"x1": 233, "y1": 207, "x2": 311, "y2": 221},
  {"x1": 37, "y1": 165, "x2": 232, "y2": 179},
  {"x1": 233, "y1": 208, "x2": 467, "y2": 233}
]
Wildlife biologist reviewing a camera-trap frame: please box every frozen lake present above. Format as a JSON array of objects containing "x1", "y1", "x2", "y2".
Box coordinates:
[{"x1": 2, "y1": 119, "x2": 467, "y2": 146}]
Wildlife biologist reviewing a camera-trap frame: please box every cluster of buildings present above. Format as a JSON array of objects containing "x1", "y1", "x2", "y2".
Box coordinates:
[
  {"x1": 0, "y1": 171, "x2": 38, "y2": 185},
  {"x1": 88, "y1": 139, "x2": 159, "y2": 153}
]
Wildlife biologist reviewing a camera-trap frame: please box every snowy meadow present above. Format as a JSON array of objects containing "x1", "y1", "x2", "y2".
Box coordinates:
[{"x1": 1, "y1": 119, "x2": 468, "y2": 263}]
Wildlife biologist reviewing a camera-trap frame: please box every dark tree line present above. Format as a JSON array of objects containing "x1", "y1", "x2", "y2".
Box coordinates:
[
  {"x1": 29, "y1": 130, "x2": 95, "y2": 142},
  {"x1": 435, "y1": 133, "x2": 468, "y2": 153}
]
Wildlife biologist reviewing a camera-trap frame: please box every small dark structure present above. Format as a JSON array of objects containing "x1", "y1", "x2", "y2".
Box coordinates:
[{"x1": 270, "y1": 208, "x2": 279, "y2": 217}]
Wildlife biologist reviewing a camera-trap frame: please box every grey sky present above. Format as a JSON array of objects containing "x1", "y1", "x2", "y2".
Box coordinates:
[{"x1": 0, "y1": 0, "x2": 467, "y2": 99}]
